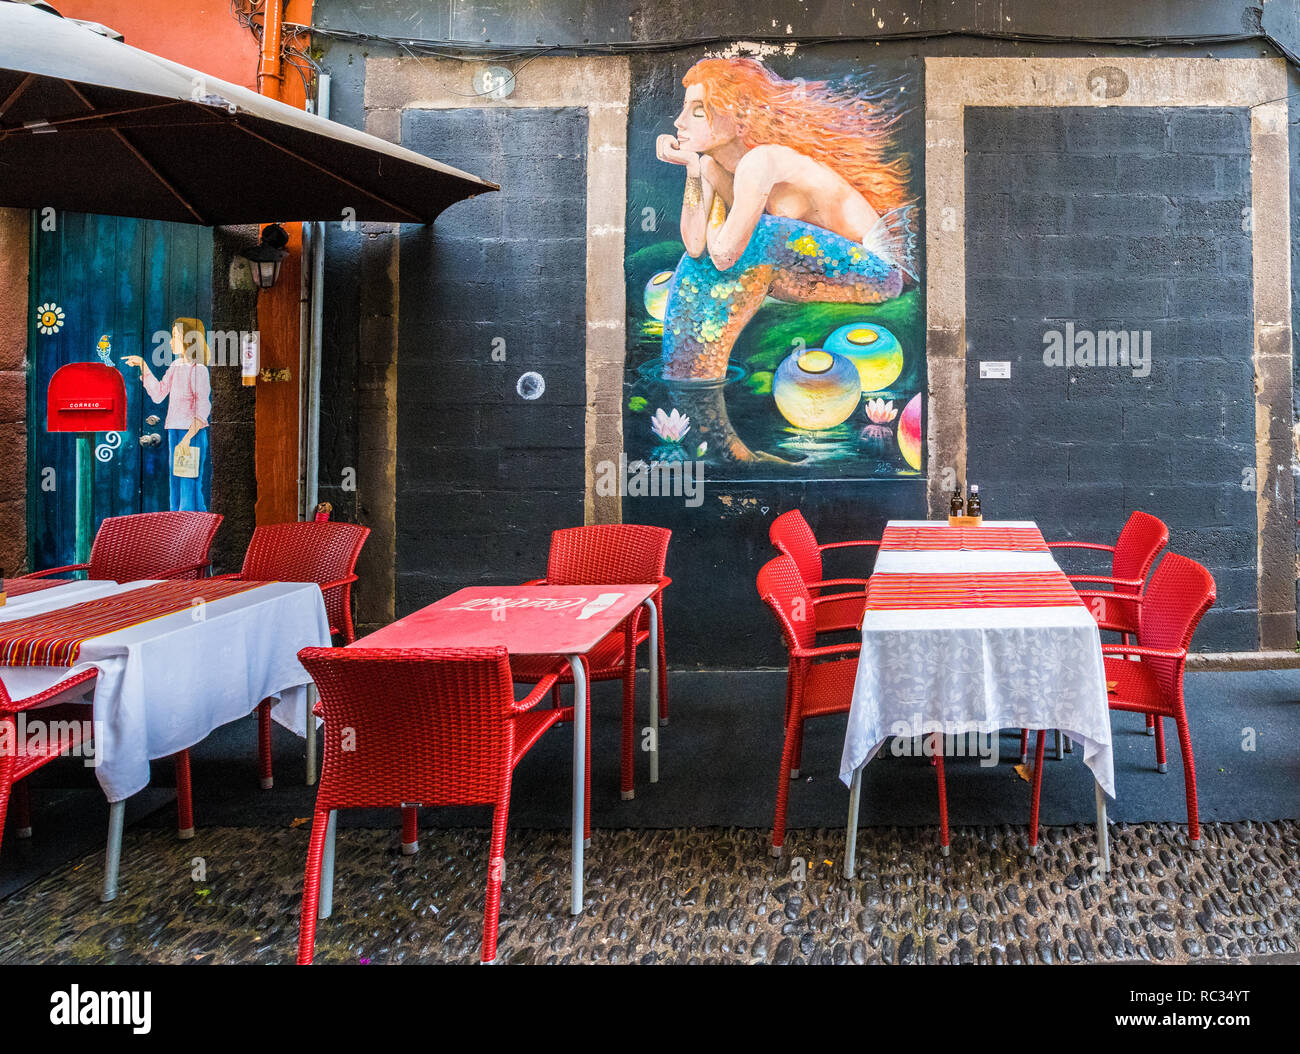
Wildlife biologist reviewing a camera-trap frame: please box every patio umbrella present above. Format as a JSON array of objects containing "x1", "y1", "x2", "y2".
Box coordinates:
[{"x1": 0, "y1": 0, "x2": 497, "y2": 224}]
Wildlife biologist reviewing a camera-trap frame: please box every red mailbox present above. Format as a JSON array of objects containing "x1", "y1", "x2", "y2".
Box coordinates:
[{"x1": 47, "y1": 362, "x2": 127, "y2": 433}]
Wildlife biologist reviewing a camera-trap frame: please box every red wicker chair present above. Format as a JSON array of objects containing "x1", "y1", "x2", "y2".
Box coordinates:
[
  {"x1": 769, "y1": 510, "x2": 879, "y2": 634},
  {"x1": 1028, "y1": 553, "x2": 1215, "y2": 852},
  {"x1": 511, "y1": 524, "x2": 671, "y2": 801},
  {"x1": 757, "y1": 554, "x2": 950, "y2": 856},
  {"x1": 21, "y1": 511, "x2": 222, "y2": 582},
  {"x1": 1024, "y1": 511, "x2": 1170, "y2": 758},
  {"x1": 1050, "y1": 510, "x2": 1169, "y2": 639},
  {"x1": 0, "y1": 670, "x2": 97, "y2": 860},
  {"x1": 294, "y1": 646, "x2": 567, "y2": 964},
  {"x1": 216, "y1": 520, "x2": 370, "y2": 791},
  {"x1": 0, "y1": 669, "x2": 195, "y2": 853}
]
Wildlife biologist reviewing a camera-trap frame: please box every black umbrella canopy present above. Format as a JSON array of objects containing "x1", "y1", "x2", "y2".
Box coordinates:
[{"x1": 0, "y1": 1, "x2": 497, "y2": 225}]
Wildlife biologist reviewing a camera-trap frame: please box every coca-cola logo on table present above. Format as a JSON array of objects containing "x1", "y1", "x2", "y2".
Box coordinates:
[{"x1": 448, "y1": 593, "x2": 626, "y2": 620}]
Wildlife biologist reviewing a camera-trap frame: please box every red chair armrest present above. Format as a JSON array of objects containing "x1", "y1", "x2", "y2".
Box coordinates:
[
  {"x1": 318, "y1": 574, "x2": 359, "y2": 593},
  {"x1": 1075, "y1": 589, "x2": 1142, "y2": 604},
  {"x1": 20, "y1": 563, "x2": 90, "y2": 579},
  {"x1": 811, "y1": 593, "x2": 867, "y2": 608},
  {"x1": 511, "y1": 668, "x2": 564, "y2": 711},
  {"x1": 1100, "y1": 643, "x2": 1186, "y2": 660},
  {"x1": 520, "y1": 578, "x2": 547, "y2": 586},
  {"x1": 808, "y1": 577, "x2": 871, "y2": 590},
  {"x1": 793, "y1": 641, "x2": 862, "y2": 660},
  {"x1": 1047, "y1": 541, "x2": 1115, "y2": 553},
  {"x1": 2, "y1": 668, "x2": 98, "y2": 713},
  {"x1": 208, "y1": 572, "x2": 243, "y2": 581},
  {"x1": 157, "y1": 560, "x2": 212, "y2": 580},
  {"x1": 819, "y1": 539, "x2": 881, "y2": 550},
  {"x1": 1069, "y1": 574, "x2": 1144, "y2": 588}
]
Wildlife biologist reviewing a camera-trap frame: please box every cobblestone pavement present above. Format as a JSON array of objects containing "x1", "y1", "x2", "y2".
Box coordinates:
[{"x1": 1, "y1": 821, "x2": 1297, "y2": 964}]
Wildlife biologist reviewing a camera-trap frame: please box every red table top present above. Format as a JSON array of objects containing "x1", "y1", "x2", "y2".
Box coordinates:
[{"x1": 351, "y1": 584, "x2": 660, "y2": 656}]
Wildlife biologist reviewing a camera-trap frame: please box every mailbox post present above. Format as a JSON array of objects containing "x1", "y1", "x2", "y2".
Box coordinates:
[{"x1": 46, "y1": 363, "x2": 128, "y2": 566}]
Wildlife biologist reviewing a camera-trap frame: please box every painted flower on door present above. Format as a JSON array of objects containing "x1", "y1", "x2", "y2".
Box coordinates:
[{"x1": 36, "y1": 302, "x2": 65, "y2": 335}]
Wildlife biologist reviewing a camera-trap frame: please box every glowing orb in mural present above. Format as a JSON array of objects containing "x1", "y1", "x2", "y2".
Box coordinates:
[
  {"x1": 773, "y1": 348, "x2": 861, "y2": 430},
  {"x1": 898, "y1": 392, "x2": 922, "y2": 471},
  {"x1": 644, "y1": 270, "x2": 673, "y2": 321},
  {"x1": 36, "y1": 302, "x2": 65, "y2": 335},
  {"x1": 824, "y1": 322, "x2": 904, "y2": 392}
]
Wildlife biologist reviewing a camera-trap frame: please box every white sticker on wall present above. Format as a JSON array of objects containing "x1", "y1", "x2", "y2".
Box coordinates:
[{"x1": 979, "y1": 361, "x2": 1011, "y2": 379}]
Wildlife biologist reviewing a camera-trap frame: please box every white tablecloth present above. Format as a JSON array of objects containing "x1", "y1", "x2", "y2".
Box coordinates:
[
  {"x1": 0, "y1": 580, "x2": 331, "y2": 801},
  {"x1": 840, "y1": 520, "x2": 1115, "y2": 796},
  {"x1": 0, "y1": 579, "x2": 124, "y2": 612}
]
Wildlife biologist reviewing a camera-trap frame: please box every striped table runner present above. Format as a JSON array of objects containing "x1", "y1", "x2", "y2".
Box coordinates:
[
  {"x1": 866, "y1": 571, "x2": 1082, "y2": 610},
  {"x1": 1, "y1": 578, "x2": 66, "y2": 598},
  {"x1": 881, "y1": 525, "x2": 1048, "y2": 552},
  {"x1": 0, "y1": 579, "x2": 265, "y2": 666}
]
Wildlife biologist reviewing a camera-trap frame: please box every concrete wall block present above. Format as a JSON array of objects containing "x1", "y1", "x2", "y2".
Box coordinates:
[
  {"x1": 1064, "y1": 107, "x2": 1170, "y2": 153},
  {"x1": 1069, "y1": 194, "x2": 1172, "y2": 235},
  {"x1": 1169, "y1": 108, "x2": 1250, "y2": 154}
]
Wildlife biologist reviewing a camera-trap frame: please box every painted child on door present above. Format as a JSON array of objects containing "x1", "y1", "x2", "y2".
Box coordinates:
[{"x1": 123, "y1": 317, "x2": 212, "y2": 512}]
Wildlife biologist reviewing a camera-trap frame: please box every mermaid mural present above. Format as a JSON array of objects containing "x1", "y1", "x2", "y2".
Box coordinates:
[{"x1": 628, "y1": 56, "x2": 923, "y2": 472}]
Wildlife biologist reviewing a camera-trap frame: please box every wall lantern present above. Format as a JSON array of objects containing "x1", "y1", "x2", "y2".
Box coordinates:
[{"x1": 240, "y1": 223, "x2": 290, "y2": 289}]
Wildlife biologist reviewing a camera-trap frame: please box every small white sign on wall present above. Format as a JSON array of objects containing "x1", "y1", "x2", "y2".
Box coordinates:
[{"x1": 979, "y1": 360, "x2": 1011, "y2": 379}]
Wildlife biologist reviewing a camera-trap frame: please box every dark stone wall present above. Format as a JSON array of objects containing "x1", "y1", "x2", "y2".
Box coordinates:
[
  {"x1": 964, "y1": 107, "x2": 1257, "y2": 649},
  {"x1": 395, "y1": 107, "x2": 589, "y2": 613}
]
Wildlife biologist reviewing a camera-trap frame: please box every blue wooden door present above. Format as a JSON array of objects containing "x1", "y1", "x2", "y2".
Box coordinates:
[{"x1": 27, "y1": 213, "x2": 213, "y2": 571}]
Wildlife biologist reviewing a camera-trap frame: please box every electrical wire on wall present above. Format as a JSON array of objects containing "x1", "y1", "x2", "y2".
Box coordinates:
[
  {"x1": 231, "y1": 0, "x2": 322, "y2": 97},
  {"x1": 290, "y1": 23, "x2": 1300, "y2": 74}
]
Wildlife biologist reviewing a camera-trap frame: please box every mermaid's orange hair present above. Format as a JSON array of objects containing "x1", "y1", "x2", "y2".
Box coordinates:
[{"x1": 682, "y1": 57, "x2": 912, "y2": 216}]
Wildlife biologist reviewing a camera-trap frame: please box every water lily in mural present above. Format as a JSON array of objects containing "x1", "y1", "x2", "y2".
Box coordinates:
[
  {"x1": 650, "y1": 407, "x2": 692, "y2": 463},
  {"x1": 36, "y1": 302, "x2": 65, "y2": 335},
  {"x1": 864, "y1": 397, "x2": 898, "y2": 425},
  {"x1": 860, "y1": 397, "x2": 899, "y2": 457}
]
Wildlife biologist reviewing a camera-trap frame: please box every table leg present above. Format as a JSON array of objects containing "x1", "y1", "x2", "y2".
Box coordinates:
[
  {"x1": 318, "y1": 809, "x2": 337, "y2": 919},
  {"x1": 643, "y1": 597, "x2": 660, "y2": 785},
  {"x1": 567, "y1": 653, "x2": 586, "y2": 916},
  {"x1": 305, "y1": 683, "x2": 318, "y2": 786},
  {"x1": 101, "y1": 799, "x2": 125, "y2": 903},
  {"x1": 843, "y1": 764, "x2": 863, "y2": 880},
  {"x1": 1094, "y1": 780, "x2": 1111, "y2": 877}
]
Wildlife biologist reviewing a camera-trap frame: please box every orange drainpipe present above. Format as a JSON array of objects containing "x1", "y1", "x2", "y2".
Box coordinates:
[{"x1": 254, "y1": 0, "x2": 312, "y2": 525}]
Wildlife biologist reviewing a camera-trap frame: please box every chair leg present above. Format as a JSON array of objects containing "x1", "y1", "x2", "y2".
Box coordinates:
[
  {"x1": 1145, "y1": 712, "x2": 1155, "y2": 736},
  {"x1": 1174, "y1": 712, "x2": 1201, "y2": 849},
  {"x1": 657, "y1": 613, "x2": 669, "y2": 726},
  {"x1": 770, "y1": 710, "x2": 801, "y2": 856},
  {"x1": 482, "y1": 797, "x2": 512, "y2": 964},
  {"x1": 1028, "y1": 730, "x2": 1047, "y2": 852},
  {"x1": 296, "y1": 806, "x2": 333, "y2": 965},
  {"x1": 932, "y1": 733, "x2": 950, "y2": 856},
  {"x1": 550, "y1": 684, "x2": 562, "y2": 710},
  {"x1": 790, "y1": 720, "x2": 805, "y2": 780},
  {"x1": 257, "y1": 699, "x2": 274, "y2": 789},
  {"x1": 174, "y1": 750, "x2": 194, "y2": 839},
  {"x1": 12, "y1": 778, "x2": 31, "y2": 838},
  {"x1": 584, "y1": 682, "x2": 592, "y2": 844},
  {"x1": 401, "y1": 805, "x2": 419, "y2": 855},
  {"x1": 621, "y1": 664, "x2": 636, "y2": 800},
  {"x1": 1154, "y1": 715, "x2": 1167, "y2": 773},
  {"x1": 1019, "y1": 728, "x2": 1029, "y2": 765},
  {"x1": 0, "y1": 735, "x2": 14, "y2": 858}
]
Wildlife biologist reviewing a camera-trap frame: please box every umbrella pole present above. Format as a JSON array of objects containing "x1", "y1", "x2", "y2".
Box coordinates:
[{"x1": 75, "y1": 432, "x2": 93, "y2": 566}]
